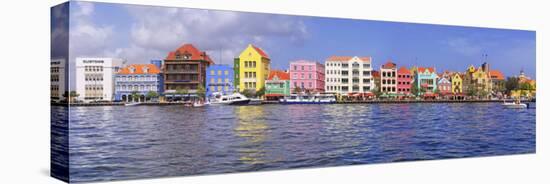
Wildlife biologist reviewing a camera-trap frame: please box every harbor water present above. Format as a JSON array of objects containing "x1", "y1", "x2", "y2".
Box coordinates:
[{"x1": 53, "y1": 103, "x2": 536, "y2": 182}]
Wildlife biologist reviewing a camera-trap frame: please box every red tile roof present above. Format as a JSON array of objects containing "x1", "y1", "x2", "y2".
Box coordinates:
[
  {"x1": 490, "y1": 70, "x2": 505, "y2": 80},
  {"x1": 118, "y1": 64, "x2": 161, "y2": 75},
  {"x1": 326, "y1": 56, "x2": 371, "y2": 62},
  {"x1": 382, "y1": 61, "x2": 397, "y2": 69},
  {"x1": 417, "y1": 67, "x2": 435, "y2": 73},
  {"x1": 397, "y1": 66, "x2": 410, "y2": 74},
  {"x1": 268, "y1": 70, "x2": 290, "y2": 80},
  {"x1": 252, "y1": 45, "x2": 270, "y2": 59},
  {"x1": 372, "y1": 70, "x2": 380, "y2": 78},
  {"x1": 165, "y1": 43, "x2": 214, "y2": 64}
]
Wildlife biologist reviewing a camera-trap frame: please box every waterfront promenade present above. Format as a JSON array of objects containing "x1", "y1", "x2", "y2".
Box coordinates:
[{"x1": 53, "y1": 99, "x2": 524, "y2": 106}]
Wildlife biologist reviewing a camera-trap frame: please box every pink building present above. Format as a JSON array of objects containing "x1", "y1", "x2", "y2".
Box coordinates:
[
  {"x1": 289, "y1": 60, "x2": 325, "y2": 93},
  {"x1": 397, "y1": 66, "x2": 412, "y2": 95}
]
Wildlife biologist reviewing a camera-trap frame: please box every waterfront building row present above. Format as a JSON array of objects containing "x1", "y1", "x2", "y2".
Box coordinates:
[{"x1": 56, "y1": 43, "x2": 535, "y2": 102}]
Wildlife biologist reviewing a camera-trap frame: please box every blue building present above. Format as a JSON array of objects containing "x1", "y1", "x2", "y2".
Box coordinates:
[
  {"x1": 206, "y1": 64, "x2": 234, "y2": 97},
  {"x1": 115, "y1": 62, "x2": 163, "y2": 102}
]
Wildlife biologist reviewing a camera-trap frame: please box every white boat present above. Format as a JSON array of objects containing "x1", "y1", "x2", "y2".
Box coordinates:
[
  {"x1": 192, "y1": 101, "x2": 209, "y2": 107},
  {"x1": 279, "y1": 94, "x2": 336, "y2": 104},
  {"x1": 502, "y1": 100, "x2": 528, "y2": 109},
  {"x1": 124, "y1": 102, "x2": 141, "y2": 106},
  {"x1": 209, "y1": 92, "x2": 251, "y2": 105}
]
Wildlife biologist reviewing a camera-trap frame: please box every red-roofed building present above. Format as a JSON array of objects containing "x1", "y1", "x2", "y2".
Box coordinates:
[
  {"x1": 490, "y1": 70, "x2": 505, "y2": 93},
  {"x1": 380, "y1": 60, "x2": 397, "y2": 94},
  {"x1": 115, "y1": 63, "x2": 163, "y2": 102},
  {"x1": 397, "y1": 66, "x2": 412, "y2": 95},
  {"x1": 163, "y1": 43, "x2": 213, "y2": 97},
  {"x1": 234, "y1": 44, "x2": 271, "y2": 93},
  {"x1": 415, "y1": 66, "x2": 438, "y2": 94},
  {"x1": 265, "y1": 70, "x2": 291, "y2": 100}
]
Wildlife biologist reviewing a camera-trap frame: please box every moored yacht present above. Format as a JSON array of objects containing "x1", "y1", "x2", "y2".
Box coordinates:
[{"x1": 209, "y1": 92, "x2": 251, "y2": 105}]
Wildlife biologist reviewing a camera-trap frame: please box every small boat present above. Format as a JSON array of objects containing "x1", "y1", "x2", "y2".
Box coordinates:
[
  {"x1": 209, "y1": 92, "x2": 251, "y2": 105},
  {"x1": 279, "y1": 94, "x2": 336, "y2": 104},
  {"x1": 124, "y1": 102, "x2": 141, "y2": 106},
  {"x1": 192, "y1": 101, "x2": 209, "y2": 107},
  {"x1": 502, "y1": 100, "x2": 528, "y2": 109}
]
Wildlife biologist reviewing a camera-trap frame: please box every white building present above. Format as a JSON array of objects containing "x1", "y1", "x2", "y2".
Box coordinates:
[
  {"x1": 324, "y1": 56, "x2": 374, "y2": 95},
  {"x1": 75, "y1": 58, "x2": 125, "y2": 102},
  {"x1": 51, "y1": 58, "x2": 66, "y2": 102},
  {"x1": 380, "y1": 61, "x2": 397, "y2": 94}
]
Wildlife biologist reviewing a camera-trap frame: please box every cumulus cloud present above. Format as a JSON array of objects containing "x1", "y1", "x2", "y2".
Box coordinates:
[
  {"x1": 67, "y1": 2, "x2": 310, "y2": 67},
  {"x1": 69, "y1": 1, "x2": 115, "y2": 58},
  {"x1": 117, "y1": 5, "x2": 309, "y2": 64}
]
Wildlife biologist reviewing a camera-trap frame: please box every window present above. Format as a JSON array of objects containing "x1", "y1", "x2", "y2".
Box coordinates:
[
  {"x1": 224, "y1": 70, "x2": 229, "y2": 75},
  {"x1": 210, "y1": 70, "x2": 214, "y2": 75},
  {"x1": 218, "y1": 70, "x2": 222, "y2": 75}
]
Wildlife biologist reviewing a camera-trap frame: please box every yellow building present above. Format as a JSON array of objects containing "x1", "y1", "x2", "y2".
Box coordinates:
[
  {"x1": 463, "y1": 63, "x2": 492, "y2": 97},
  {"x1": 451, "y1": 73, "x2": 462, "y2": 94},
  {"x1": 234, "y1": 44, "x2": 271, "y2": 93}
]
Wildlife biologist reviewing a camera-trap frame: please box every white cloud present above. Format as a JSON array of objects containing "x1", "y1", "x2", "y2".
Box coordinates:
[
  {"x1": 69, "y1": 2, "x2": 114, "y2": 58},
  {"x1": 116, "y1": 5, "x2": 309, "y2": 64},
  {"x1": 67, "y1": 2, "x2": 310, "y2": 66}
]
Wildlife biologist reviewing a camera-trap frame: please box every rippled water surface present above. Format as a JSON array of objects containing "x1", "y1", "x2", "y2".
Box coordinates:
[{"x1": 59, "y1": 103, "x2": 535, "y2": 182}]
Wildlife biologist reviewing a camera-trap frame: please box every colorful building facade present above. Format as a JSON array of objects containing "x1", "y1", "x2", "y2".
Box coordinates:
[
  {"x1": 290, "y1": 60, "x2": 325, "y2": 93},
  {"x1": 415, "y1": 67, "x2": 438, "y2": 93},
  {"x1": 265, "y1": 70, "x2": 291, "y2": 100},
  {"x1": 451, "y1": 73, "x2": 463, "y2": 94},
  {"x1": 380, "y1": 61, "x2": 397, "y2": 94},
  {"x1": 206, "y1": 64, "x2": 234, "y2": 97},
  {"x1": 437, "y1": 77, "x2": 452, "y2": 95},
  {"x1": 163, "y1": 44, "x2": 213, "y2": 95},
  {"x1": 396, "y1": 67, "x2": 412, "y2": 95},
  {"x1": 115, "y1": 63, "x2": 162, "y2": 102},
  {"x1": 490, "y1": 70, "x2": 505, "y2": 94},
  {"x1": 234, "y1": 44, "x2": 270, "y2": 93},
  {"x1": 463, "y1": 62, "x2": 492, "y2": 97},
  {"x1": 324, "y1": 56, "x2": 374, "y2": 95}
]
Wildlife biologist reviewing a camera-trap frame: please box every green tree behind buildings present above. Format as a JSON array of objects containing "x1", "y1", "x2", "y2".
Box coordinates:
[
  {"x1": 196, "y1": 85, "x2": 206, "y2": 100},
  {"x1": 505, "y1": 77, "x2": 519, "y2": 93},
  {"x1": 146, "y1": 91, "x2": 158, "y2": 101}
]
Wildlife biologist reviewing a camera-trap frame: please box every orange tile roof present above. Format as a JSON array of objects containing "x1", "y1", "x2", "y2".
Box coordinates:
[
  {"x1": 382, "y1": 61, "x2": 397, "y2": 69},
  {"x1": 268, "y1": 70, "x2": 290, "y2": 80},
  {"x1": 118, "y1": 64, "x2": 161, "y2": 75},
  {"x1": 490, "y1": 70, "x2": 505, "y2": 80},
  {"x1": 397, "y1": 66, "x2": 410, "y2": 74},
  {"x1": 165, "y1": 43, "x2": 214, "y2": 64},
  {"x1": 372, "y1": 70, "x2": 380, "y2": 78},
  {"x1": 326, "y1": 56, "x2": 371, "y2": 62},
  {"x1": 252, "y1": 45, "x2": 270, "y2": 59},
  {"x1": 417, "y1": 67, "x2": 435, "y2": 73}
]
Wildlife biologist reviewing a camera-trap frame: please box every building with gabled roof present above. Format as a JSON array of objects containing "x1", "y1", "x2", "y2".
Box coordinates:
[
  {"x1": 163, "y1": 43, "x2": 213, "y2": 98},
  {"x1": 265, "y1": 70, "x2": 291, "y2": 100},
  {"x1": 234, "y1": 44, "x2": 271, "y2": 94}
]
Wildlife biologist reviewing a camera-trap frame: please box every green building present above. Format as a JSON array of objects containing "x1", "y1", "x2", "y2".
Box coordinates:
[{"x1": 265, "y1": 70, "x2": 290, "y2": 101}]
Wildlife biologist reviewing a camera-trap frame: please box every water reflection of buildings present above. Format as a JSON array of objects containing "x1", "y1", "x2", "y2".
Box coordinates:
[{"x1": 234, "y1": 106, "x2": 268, "y2": 165}]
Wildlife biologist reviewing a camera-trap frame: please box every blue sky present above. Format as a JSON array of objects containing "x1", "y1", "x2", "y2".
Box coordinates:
[{"x1": 57, "y1": 1, "x2": 536, "y2": 81}]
